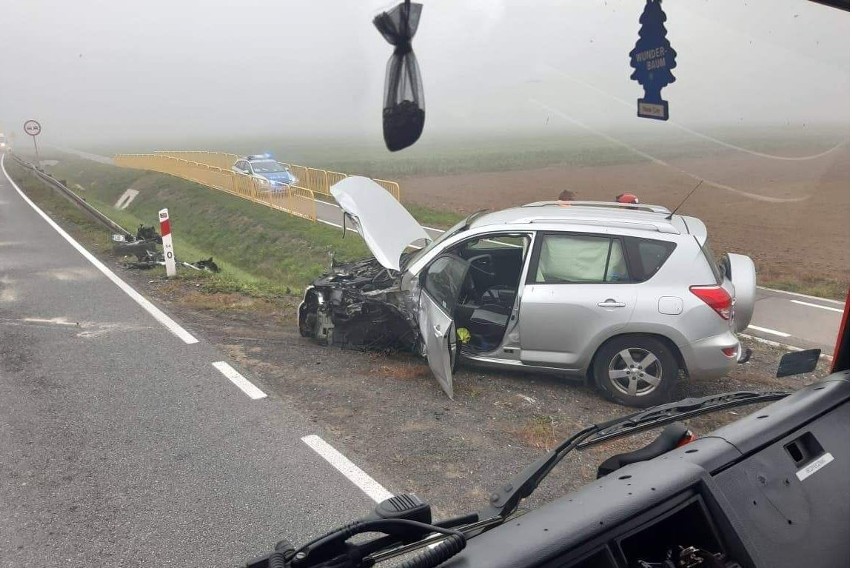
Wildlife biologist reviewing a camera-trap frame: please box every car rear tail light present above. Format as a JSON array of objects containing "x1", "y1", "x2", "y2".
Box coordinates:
[
  {"x1": 690, "y1": 285, "x2": 732, "y2": 320},
  {"x1": 721, "y1": 346, "x2": 738, "y2": 357}
]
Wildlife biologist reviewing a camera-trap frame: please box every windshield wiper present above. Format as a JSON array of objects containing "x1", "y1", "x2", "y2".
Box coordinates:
[{"x1": 478, "y1": 390, "x2": 789, "y2": 520}]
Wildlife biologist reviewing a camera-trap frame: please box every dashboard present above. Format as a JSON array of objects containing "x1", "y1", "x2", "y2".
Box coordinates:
[{"x1": 443, "y1": 372, "x2": 849, "y2": 568}]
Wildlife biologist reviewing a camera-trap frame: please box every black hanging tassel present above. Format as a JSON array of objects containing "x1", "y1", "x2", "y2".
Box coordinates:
[{"x1": 374, "y1": 1, "x2": 425, "y2": 151}]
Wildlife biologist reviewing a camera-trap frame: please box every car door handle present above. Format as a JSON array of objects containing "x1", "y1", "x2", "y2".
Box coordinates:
[{"x1": 597, "y1": 299, "x2": 626, "y2": 308}]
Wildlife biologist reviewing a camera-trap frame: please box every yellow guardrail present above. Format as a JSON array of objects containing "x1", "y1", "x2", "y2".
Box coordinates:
[
  {"x1": 373, "y1": 178, "x2": 401, "y2": 201},
  {"x1": 114, "y1": 151, "x2": 404, "y2": 222},
  {"x1": 326, "y1": 170, "x2": 348, "y2": 189},
  {"x1": 305, "y1": 167, "x2": 329, "y2": 196},
  {"x1": 155, "y1": 151, "x2": 239, "y2": 171},
  {"x1": 113, "y1": 153, "x2": 317, "y2": 222},
  {"x1": 151, "y1": 152, "x2": 402, "y2": 201}
]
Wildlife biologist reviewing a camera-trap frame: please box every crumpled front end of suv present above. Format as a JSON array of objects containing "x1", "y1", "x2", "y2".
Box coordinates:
[{"x1": 298, "y1": 257, "x2": 420, "y2": 351}]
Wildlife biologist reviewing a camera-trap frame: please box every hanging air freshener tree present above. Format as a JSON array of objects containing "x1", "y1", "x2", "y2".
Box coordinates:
[{"x1": 629, "y1": 0, "x2": 677, "y2": 120}]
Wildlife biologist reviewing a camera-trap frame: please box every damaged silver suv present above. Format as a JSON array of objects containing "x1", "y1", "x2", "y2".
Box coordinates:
[{"x1": 299, "y1": 177, "x2": 755, "y2": 407}]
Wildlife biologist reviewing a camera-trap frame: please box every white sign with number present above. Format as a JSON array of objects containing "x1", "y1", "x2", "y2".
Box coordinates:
[{"x1": 24, "y1": 120, "x2": 41, "y2": 136}]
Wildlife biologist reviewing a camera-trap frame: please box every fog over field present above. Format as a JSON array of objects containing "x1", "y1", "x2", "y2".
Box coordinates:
[{"x1": 0, "y1": 0, "x2": 847, "y2": 148}]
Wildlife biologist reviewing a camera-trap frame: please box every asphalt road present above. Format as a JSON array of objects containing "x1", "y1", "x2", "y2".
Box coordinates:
[{"x1": 0, "y1": 154, "x2": 387, "y2": 566}]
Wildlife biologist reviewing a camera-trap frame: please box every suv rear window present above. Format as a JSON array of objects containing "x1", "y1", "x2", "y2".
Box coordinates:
[{"x1": 623, "y1": 237, "x2": 677, "y2": 282}]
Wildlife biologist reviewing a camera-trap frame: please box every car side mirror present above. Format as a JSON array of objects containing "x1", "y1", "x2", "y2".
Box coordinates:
[{"x1": 776, "y1": 349, "x2": 821, "y2": 378}]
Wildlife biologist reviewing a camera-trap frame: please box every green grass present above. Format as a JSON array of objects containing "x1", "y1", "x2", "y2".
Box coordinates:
[
  {"x1": 17, "y1": 154, "x2": 371, "y2": 295},
  {"x1": 403, "y1": 204, "x2": 464, "y2": 230}
]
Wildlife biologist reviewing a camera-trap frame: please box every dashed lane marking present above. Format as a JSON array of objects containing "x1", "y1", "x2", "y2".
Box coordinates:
[
  {"x1": 747, "y1": 325, "x2": 791, "y2": 338},
  {"x1": 740, "y1": 333, "x2": 833, "y2": 360},
  {"x1": 302, "y1": 434, "x2": 393, "y2": 503},
  {"x1": 212, "y1": 361, "x2": 267, "y2": 400},
  {"x1": 790, "y1": 299, "x2": 845, "y2": 314}
]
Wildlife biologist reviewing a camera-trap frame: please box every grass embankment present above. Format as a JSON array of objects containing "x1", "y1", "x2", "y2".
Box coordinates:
[{"x1": 13, "y1": 154, "x2": 373, "y2": 297}]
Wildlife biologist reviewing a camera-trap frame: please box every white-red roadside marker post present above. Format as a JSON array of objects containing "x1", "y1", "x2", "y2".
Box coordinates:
[{"x1": 158, "y1": 208, "x2": 177, "y2": 277}]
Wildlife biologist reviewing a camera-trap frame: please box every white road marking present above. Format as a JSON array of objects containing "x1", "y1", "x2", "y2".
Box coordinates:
[
  {"x1": 790, "y1": 299, "x2": 845, "y2": 313},
  {"x1": 739, "y1": 333, "x2": 832, "y2": 360},
  {"x1": 0, "y1": 276, "x2": 16, "y2": 302},
  {"x1": 22, "y1": 317, "x2": 77, "y2": 326},
  {"x1": 302, "y1": 434, "x2": 393, "y2": 503},
  {"x1": 1, "y1": 154, "x2": 199, "y2": 345},
  {"x1": 757, "y1": 286, "x2": 845, "y2": 305},
  {"x1": 747, "y1": 325, "x2": 791, "y2": 338},
  {"x1": 212, "y1": 361, "x2": 267, "y2": 399},
  {"x1": 114, "y1": 188, "x2": 139, "y2": 210},
  {"x1": 316, "y1": 217, "x2": 359, "y2": 234}
]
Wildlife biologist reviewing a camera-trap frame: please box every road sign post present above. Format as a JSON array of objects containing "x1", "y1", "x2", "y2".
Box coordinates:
[
  {"x1": 23, "y1": 120, "x2": 42, "y2": 168},
  {"x1": 158, "y1": 208, "x2": 177, "y2": 277}
]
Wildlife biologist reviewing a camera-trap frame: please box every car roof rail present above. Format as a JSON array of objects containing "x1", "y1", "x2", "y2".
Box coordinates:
[
  {"x1": 518, "y1": 216, "x2": 681, "y2": 234},
  {"x1": 523, "y1": 200, "x2": 672, "y2": 214}
]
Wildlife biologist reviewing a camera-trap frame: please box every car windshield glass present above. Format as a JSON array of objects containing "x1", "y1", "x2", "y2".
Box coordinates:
[
  {"x1": 249, "y1": 160, "x2": 286, "y2": 174},
  {"x1": 401, "y1": 213, "x2": 477, "y2": 271},
  {"x1": 4, "y1": 2, "x2": 846, "y2": 563}
]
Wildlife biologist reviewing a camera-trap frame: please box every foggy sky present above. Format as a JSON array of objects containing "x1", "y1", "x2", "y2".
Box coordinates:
[{"x1": 0, "y1": 0, "x2": 848, "y2": 147}]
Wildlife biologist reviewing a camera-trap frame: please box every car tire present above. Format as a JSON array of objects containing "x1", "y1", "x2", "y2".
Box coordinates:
[{"x1": 593, "y1": 335, "x2": 678, "y2": 408}]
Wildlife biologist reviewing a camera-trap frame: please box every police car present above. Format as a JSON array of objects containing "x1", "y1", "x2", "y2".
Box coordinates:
[{"x1": 231, "y1": 154, "x2": 298, "y2": 189}]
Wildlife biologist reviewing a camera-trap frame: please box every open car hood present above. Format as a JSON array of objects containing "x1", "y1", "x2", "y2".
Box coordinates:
[{"x1": 331, "y1": 177, "x2": 430, "y2": 271}]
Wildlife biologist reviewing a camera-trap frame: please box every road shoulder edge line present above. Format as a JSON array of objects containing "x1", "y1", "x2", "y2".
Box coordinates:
[{"x1": 0, "y1": 154, "x2": 199, "y2": 345}]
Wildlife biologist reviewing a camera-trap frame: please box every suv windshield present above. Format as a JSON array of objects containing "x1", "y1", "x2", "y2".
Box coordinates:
[
  {"x1": 1, "y1": 2, "x2": 846, "y2": 565},
  {"x1": 250, "y1": 160, "x2": 287, "y2": 173},
  {"x1": 401, "y1": 211, "x2": 485, "y2": 271}
]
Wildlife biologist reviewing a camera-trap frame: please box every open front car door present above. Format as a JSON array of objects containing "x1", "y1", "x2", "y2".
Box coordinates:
[{"x1": 418, "y1": 255, "x2": 469, "y2": 398}]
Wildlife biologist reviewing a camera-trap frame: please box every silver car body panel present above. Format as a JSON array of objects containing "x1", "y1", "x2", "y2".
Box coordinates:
[
  {"x1": 306, "y1": 199, "x2": 754, "y2": 397},
  {"x1": 331, "y1": 176, "x2": 430, "y2": 271},
  {"x1": 411, "y1": 220, "x2": 743, "y2": 382},
  {"x1": 419, "y1": 291, "x2": 456, "y2": 398},
  {"x1": 519, "y1": 283, "x2": 639, "y2": 367}
]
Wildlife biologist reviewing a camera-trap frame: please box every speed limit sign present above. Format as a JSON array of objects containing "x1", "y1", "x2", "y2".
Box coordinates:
[
  {"x1": 23, "y1": 120, "x2": 42, "y2": 164},
  {"x1": 24, "y1": 120, "x2": 41, "y2": 136}
]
